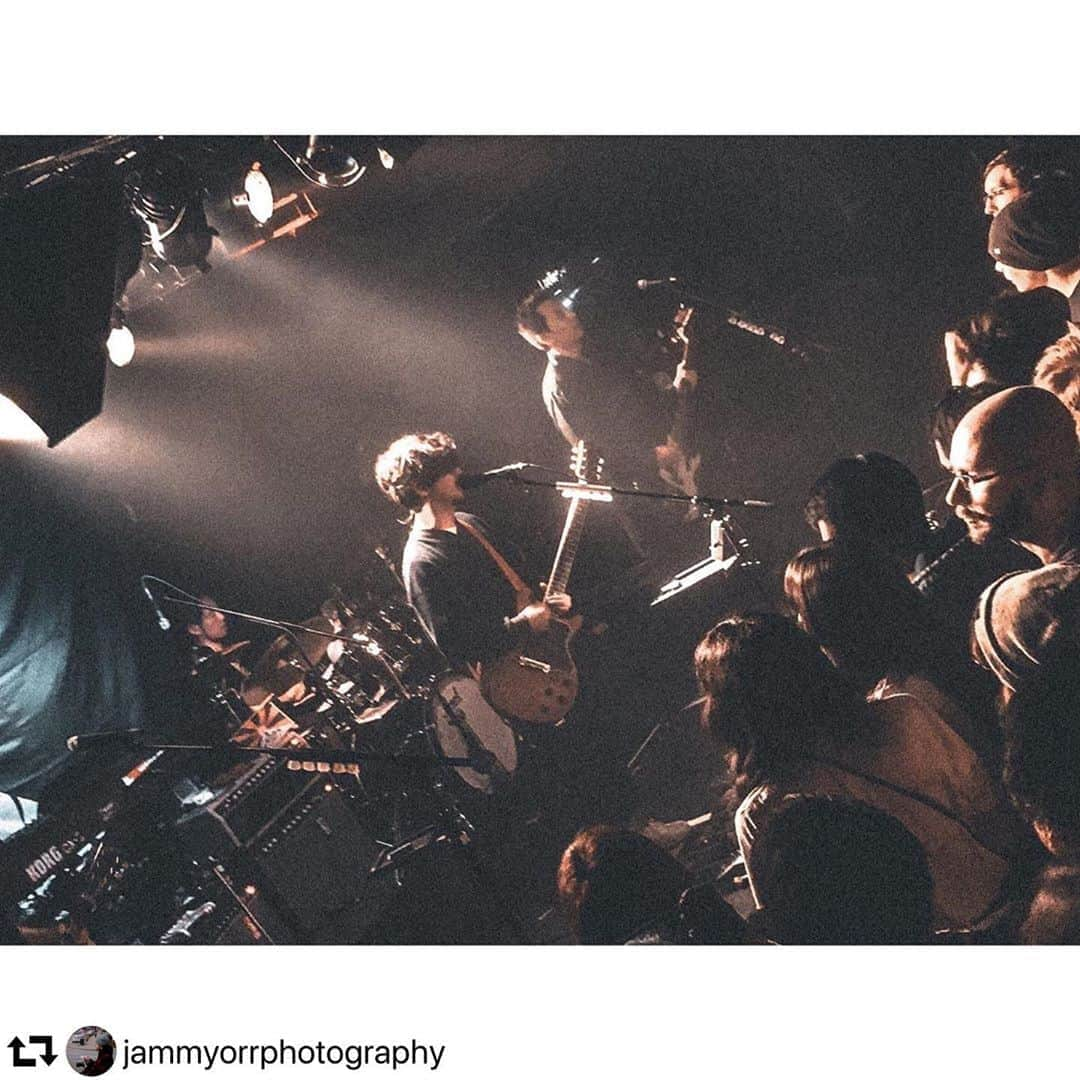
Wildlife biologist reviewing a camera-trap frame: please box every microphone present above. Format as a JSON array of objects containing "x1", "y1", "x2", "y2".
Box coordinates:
[
  {"x1": 636, "y1": 276, "x2": 679, "y2": 290},
  {"x1": 458, "y1": 463, "x2": 538, "y2": 489},
  {"x1": 140, "y1": 576, "x2": 172, "y2": 631},
  {"x1": 67, "y1": 729, "x2": 144, "y2": 752}
]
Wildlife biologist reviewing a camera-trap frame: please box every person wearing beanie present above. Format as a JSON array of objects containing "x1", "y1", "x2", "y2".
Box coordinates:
[
  {"x1": 988, "y1": 188, "x2": 1080, "y2": 322},
  {"x1": 947, "y1": 386, "x2": 1080, "y2": 567}
]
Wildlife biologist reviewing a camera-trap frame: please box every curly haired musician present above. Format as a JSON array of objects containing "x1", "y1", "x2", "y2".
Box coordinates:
[{"x1": 374, "y1": 432, "x2": 571, "y2": 670}]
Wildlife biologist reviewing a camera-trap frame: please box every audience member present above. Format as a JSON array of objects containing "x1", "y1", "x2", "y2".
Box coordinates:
[
  {"x1": 982, "y1": 149, "x2": 1029, "y2": 218},
  {"x1": 930, "y1": 384, "x2": 1008, "y2": 468},
  {"x1": 943, "y1": 288, "x2": 1071, "y2": 389},
  {"x1": 694, "y1": 612, "x2": 1014, "y2": 930},
  {"x1": 972, "y1": 563, "x2": 1080, "y2": 697},
  {"x1": 981, "y1": 145, "x2": 1074, "y2": 219},
  {"x1": 803, "y1": 452, "x2": 931, "y2": 572},
  {"x1": 1033, "y1": 329, "x2": 1080, "y2": 438},
  {"x1": 556, "y1": 824, "x2": 745, "y2": 944},
  {"x1": 947, "y1": 386, "x2": 1080, "y2": 567},
  {"x1": 784, "y1": 541, "x2": 1001, "y2": 765},
  {"x1": 1003, "y1": 646, "x2": 1080, "y2": 859},
  {"x1": 988, "y1": 187, "x2": 1080, "y2": 321},
  {"x1": 1019, "y1": 865, "x2": 1080, "y2": 944},
  {"x1": 746, "y1": 794, "x2": 934, "y2": 944}
]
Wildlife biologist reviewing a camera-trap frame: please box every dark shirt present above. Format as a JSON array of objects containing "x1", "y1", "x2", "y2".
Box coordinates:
[
  {"x1": 402, "y1": 513, "x2": 527, "y2": 669},
  {"x1": 541, "y1": 350, "x2": 677, "y2": 486}
]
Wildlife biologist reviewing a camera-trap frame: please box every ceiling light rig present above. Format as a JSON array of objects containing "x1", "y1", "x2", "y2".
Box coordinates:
[
  {"x1": 274, "y1": 136, "x2": 366, "y2": 189},
  {"x1": 212, "y1": 154, "x2": 322, "y2": 259},
  {"x1": 124, "y1": 153, "x2": 218, "y2": 275}
]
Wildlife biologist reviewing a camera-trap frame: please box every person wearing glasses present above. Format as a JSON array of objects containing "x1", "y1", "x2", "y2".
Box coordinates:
[
  {"x1": 946, "y1": 386, "x2": 1080, "y2": 567},
  {"x1": 981, "y1": 145, "x2": 1075, "y2": 219}
]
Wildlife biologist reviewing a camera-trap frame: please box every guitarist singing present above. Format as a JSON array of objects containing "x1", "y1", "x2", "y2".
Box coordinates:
[{"x1": 374, "y1": 432, "x2": 572, "y2": 673}]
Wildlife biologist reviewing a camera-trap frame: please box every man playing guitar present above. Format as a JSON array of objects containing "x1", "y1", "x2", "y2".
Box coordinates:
[{"x1": 374, "y1": 432, "x2": 572, "y2": 674}]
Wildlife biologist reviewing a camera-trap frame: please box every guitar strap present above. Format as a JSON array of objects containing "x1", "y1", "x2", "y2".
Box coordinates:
[{"x1": 456, "y1": 516, "x2": 530, "y2": 597}]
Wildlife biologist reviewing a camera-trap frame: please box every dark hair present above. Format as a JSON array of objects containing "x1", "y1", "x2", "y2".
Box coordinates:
[
  {"x1": 783, "y1": 541, "x2": 959, "y2": 692},
  {"x1": 803, "y1": 452, "x2": 930, "y2": 560},
  {"x1": 515, "y1": 255, "x2": 652, "y2": 363},
  {"x1": 693, "y1": 612, "x2": 864, "y2": 798},
  {"x1": 373, "y1": 431, "x2": 460, "y2": 513},
  {"x1": 185, "y1": 594, "x2": 219, "y2": 632},
  {"x1": 750, "y1": 794, "x2": 934, "y2": 944},
  {"x1": 983, "y1": 145, "x2": 1075, "y2": 192},
  {"x1": 929, "y1": 383, "x2": 1003, "y2": 457},
  {"x1": 1003, "y1": 647, "x2": 1080, "y2": 854},
  {"x1": 1019, "y1": 864, "x2": 1080, "y2": 945},
  {"x1": 950, "y1": 289, "x2": 1070, "y2": 387},
  {"x1": 556, "y1": 825, "x2": 743, "y2": 944}
]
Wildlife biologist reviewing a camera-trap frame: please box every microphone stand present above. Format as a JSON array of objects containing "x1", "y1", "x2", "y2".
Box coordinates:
[
  {"x1": 371, "y1": 549, "x2": 528, "y2": 940},
  {"x1": 481, "y1": 472, "x2": 770, "y2": 606}
]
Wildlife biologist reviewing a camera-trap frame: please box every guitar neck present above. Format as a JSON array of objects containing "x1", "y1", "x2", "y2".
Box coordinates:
[{"x1": 544, "y1": 493, "x2": 589, "y2": 600}]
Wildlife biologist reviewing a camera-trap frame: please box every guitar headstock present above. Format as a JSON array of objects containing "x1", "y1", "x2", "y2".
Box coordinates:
[
  {"x1": 673, "y1": 303, "x2": 695, "y2": 341},
  {"x1": 570, "y1": 441, "x2": 604, "y2": 484}
]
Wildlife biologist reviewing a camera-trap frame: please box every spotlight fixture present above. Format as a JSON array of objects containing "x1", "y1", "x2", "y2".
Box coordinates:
[
  {"x1": 125, "y1": 154, "x2": 217, "y2": 273},
  {"x1": 106, "y1": 308, "x2": 135, "y2": 367},
  {"x1": 273, "y1": 136, "x2": 366, "y2": 189},
  {"x1": 0, "y1": 394, "x2": 48, "y2": 443},
  {"x1": 232, "y1": 161, "x2": 275, "y2": 225},
  {"x1": 0, "y1": 179, "x2": 122, "y2": 445},
  {"x1": 210, "y1": 153, "x2": 322, "y2": 259}
]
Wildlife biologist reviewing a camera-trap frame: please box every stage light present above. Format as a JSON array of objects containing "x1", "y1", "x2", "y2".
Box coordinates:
[
  {"x1": 0, "y1": 396, "x2": 47, "y2": 443},
  {"x1": 106, "y1": 310, "x2": 135, "y2": 367},
  {"x1": 0, "y1": 179, "x2": 121, "y2": 446},
  {"x1": 125, "y1": 154, "x2": 217, "y2": 273},
  {"x1": 232, "y1": 162, "x2": 275, "y2": 224},
  {"x1": 378, "y1": 146, "x2": 395, "y2": 170},
  {"x1": 273, "y1": 137, "x2": 366, "y2": 189}
]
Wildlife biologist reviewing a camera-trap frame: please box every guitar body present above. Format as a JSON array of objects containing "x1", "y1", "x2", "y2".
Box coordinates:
[
  {"x1": 478, "y1": 440, "x2": 600, "y2": 726},
  {"x1": 480, "y1": 619, "x2": 579, "y2": 725}
]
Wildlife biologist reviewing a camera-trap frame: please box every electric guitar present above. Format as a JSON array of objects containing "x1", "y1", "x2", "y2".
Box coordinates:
[{"x1": 479, "y1": 442, "x2": 601, "y2": 725}]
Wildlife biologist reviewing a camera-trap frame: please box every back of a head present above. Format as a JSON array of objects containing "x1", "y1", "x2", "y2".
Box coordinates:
[
  {"x1": 1020, "y1": 864, "x2": 1080, "y2": 944},
  {"x1": 1033, "y1": 331, "x2": 1080, "y2": 434},
  {"x1": 974, "y1": 564, "x2": 1080, "y2": 695},
  {"x1": 784, "y1": 541, "x2": 935, "y2": 685},
  {"x1": 804, "y1": 452, "x2": 930, "y2": 560},
  {"x1": 1003, "y1": 644, "x2": 1080, "y2": 855},
  {"x1": 953, "y1": 288, "x2": 1071, "y2": 386},
  {"x1": 694, "y1": 612, "x2": 861, "y2": 789},
  {"x1": 930, "y1": 383, "x2": 1006, "y2": 461},
  {"x1": 989, "y1": 186, "x2": 1080, "y2": 272},
  {"x1": 557, "y1": 825, "x2": 692, "y2": 944},
  {"x1": 750, "y1": 795, "x2": 934, "y2": 944}
]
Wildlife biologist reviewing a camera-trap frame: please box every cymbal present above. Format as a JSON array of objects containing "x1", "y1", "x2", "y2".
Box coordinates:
[{"x1": 241, "y1": 616, "x2": 338, "y2": 706}]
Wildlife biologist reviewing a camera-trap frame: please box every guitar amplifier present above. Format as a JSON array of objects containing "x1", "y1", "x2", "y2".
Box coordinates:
[{"x1": 175, "y1": 757, "x2": 390, "y2": 943}]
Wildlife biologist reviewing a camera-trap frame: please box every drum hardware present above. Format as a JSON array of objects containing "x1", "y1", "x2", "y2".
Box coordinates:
[{"x1": 141, "y1": 577, "x2": 525, "y2": 936}]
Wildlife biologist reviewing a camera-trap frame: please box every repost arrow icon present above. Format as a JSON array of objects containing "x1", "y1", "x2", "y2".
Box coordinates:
[
  {"x1": 29, "y1": 1037, "x2": 56, "y2": 1065},
  {"x1": 8, "y1": 1037, "x2": 36, "y2": 1068}
]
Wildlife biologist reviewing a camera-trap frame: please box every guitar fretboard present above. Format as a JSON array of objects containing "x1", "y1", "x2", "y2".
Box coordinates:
[{"x1": 544, "y1": 492, "x2": 589, "y2": 600}]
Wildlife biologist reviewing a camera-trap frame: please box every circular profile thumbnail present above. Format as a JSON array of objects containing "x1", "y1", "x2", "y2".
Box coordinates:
[{"x1": 66, "y1": 1027, "x2": 116, "y2": 1076}]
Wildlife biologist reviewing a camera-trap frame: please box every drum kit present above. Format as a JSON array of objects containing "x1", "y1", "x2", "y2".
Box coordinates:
[{"x1": 207, "y1": 589, "x2": 519, "y2": 799}]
